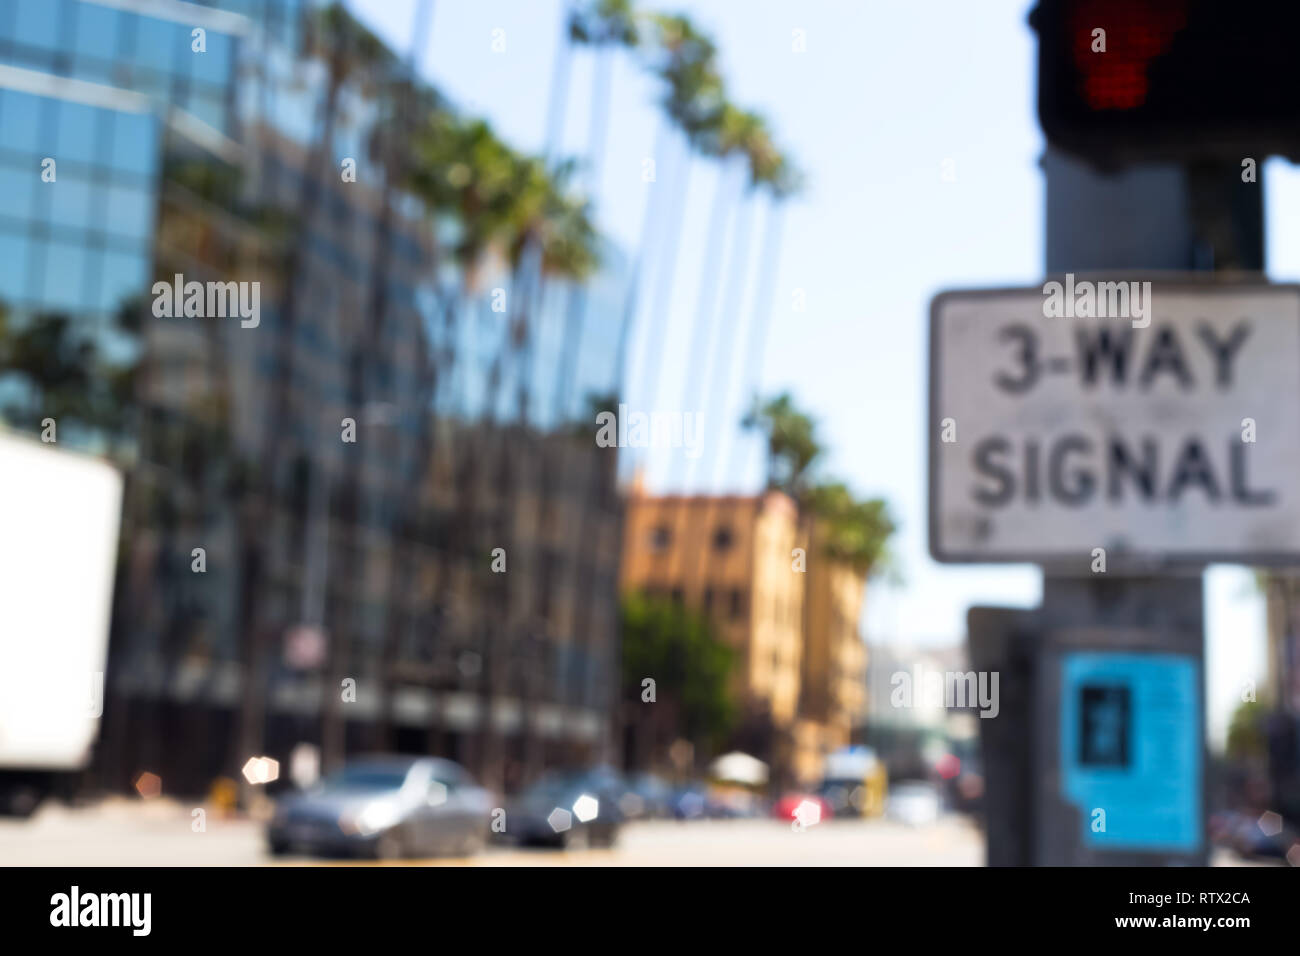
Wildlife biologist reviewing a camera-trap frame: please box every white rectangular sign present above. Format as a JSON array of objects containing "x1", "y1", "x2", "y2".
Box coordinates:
[
  {"x1": 929, "y1": 281, "x2": 1300, "y2": 565},
  {"x1": 0, "y1": 432, "x2": 122, "y2": 769}
]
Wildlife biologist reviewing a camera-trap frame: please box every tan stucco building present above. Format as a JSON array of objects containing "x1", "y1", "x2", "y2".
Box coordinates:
[
  {"x1": 621, "y1": 481, "x2": 870, "y2": 785},
  {"x1": 793, "y1": 520, "x2": 870, "y2": 781}
]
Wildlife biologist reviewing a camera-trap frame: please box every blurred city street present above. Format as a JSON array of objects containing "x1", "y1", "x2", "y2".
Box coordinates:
[
  {"x1": 2, "y1": 0, "x2": 1299, "y2": 887},
  {"x1": 0, "y1": 797, "x2": 1275, "y2": 866},
  {"x1": 0, "y1": 798, "x2": 985, "y2": 866}
]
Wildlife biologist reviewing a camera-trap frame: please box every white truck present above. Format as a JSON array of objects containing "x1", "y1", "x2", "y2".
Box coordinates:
[{"x1": 0, "y1": 430, "x2": 123, "y2": 815}]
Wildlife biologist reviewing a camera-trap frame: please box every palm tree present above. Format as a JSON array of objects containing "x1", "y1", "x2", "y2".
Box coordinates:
[
  {"x1": 520, "y1": 0, "x2": 644, "y2": 772},
  {"x1": 405, "y1": 108, "x2": 598, "y2": 784},
  {"x1": 804, "y1": 481, "x2": 895, "y2": 577},
  {"x1": 502, "y1": 156, "x2": 599, "y2": 423},
  {"x1": 323, "y1": 69, "x2": 448, "y2": 761},
  {"x1": 742, "y1": 393, "x2": 894, "y2": 572},
  {"x1": 668, "y1": 106, "x2": 778, "y2": 495},
  {"x1": 235, "y1": 1, "x2": 398, "y2": 788},
  {"x1": 365, "y1": 78, "x2": 447, "y2": 751},
  {"x1": 657, "y1": 102, "x2": 807, "y2": 592},
  {"x1": 619, "y1": 13, "x2": 729, "y2": 437},
  {"x1": 715, "y1": 194, "x2": 787, "y2": 492},
  {"x1": 568, "y1": 0, "x2": 639, "y2": 46},
  {"x1": 694, "y1": 118, "x2": 802, "y2": 500},
  {"x1": 474, "y1": 152, "x2": 599, "y2": 787},
  {"x1": 744, "y1": 392, "x2": 823, "y2": 502},
  {"x1": 564, "y1": 8, "x2": 808, "y2": 767},
  {"x1": 649, "y1": 14, "x2": 726, "y2": 148}
]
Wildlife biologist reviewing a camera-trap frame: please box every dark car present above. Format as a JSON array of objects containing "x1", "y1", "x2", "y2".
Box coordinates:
[
  {"x1": 267, "y1": 755, "x2": 493, "y2": 859},
  {"x1": 507, "y1": 768, "x2": 625, "y2": 849},
  {"x1": 814, "y1": 778, "x2": 867, "y2": 818},
  {"x1": 669, "y1": 783, "x2": 744, "y2": 820},
  {"x1": 1211, "y1": 810, "x2": 1298, "y2": 862},
  {"x1": 621, "y1": 772, "x2": 674, "y2": 820}
]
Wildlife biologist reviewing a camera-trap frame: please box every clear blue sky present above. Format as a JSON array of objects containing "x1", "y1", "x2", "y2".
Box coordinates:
[{"x1": 348, "y1": 0, "x2": 1292, "y2": 746}]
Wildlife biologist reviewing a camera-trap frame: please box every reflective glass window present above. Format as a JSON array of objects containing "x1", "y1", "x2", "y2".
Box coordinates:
[
  {"x1": 55, "y1": 99, "x2": 101, "y2": 165},
  {"x1": 191, "y1": 29, "x2": 234, "y2": 85},
  {"x1": 186, "y1": 90, "x2": 227, "y2": 134},
  {"x1": 41, "y1": 238, "x2": 90, "y2": 312},
  {"x1": 128, "y1": 65, "x2": 171, "y2": 102},
  {"x1": 71, "y1": 52, "x2": 115, "y2": 88},
  {"x1": 110, "y1": 111, "x2": 157, "y2": 177},
  {"x1": 97, "y1": 247, "x2": 148, "y2": 314},
  {"x1": 0, "y1": 230, "x2": 30, "y2": 306},
  {"x1": 104, "y1": 180, "x2": 155, "y2": 241},
  {"x1": 0, "y1": 160, "x2": 34, "y2": 222},
  {"x1": 0, "y1": 90, "x2": 45, "y2": 154},
  {"x1": 132, "y1": 16, "x2": 178, "y2": 75},
  {"x1": 14, "y1": 0, "x2": 64, "y2": 52},
  {"x1": 72, "y1": 1, "x2": 120, "y2": 62},
  {"x1": 47, "y1": 169, "x2": 96, "y2": 231}
]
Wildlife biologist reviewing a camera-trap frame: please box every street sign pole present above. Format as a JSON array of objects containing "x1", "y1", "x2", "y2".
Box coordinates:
[
  {"x1": 1041, "y1": 147, "x2": 1261, "y2": 865},
  {"x1": 942, "y1": 147, "x2": 1269, "y2": 865}
]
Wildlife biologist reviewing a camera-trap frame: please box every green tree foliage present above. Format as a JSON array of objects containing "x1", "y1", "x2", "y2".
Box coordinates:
[
  {"x1": 621, "y1": 593, "x2": 737, "y2": 754},
  {"x1": 0, "y1": 304, "x2": 140, "y2": 450},
  {"x1": 1226, "y1": 698, "x2": 1269, "y2": 762},
  {"x1": 504, "y1": 157, "x2": 600, "y2": 281},
  {"x1": 407, "y1": 112, "x2": 522, "y2": 283},
  {"x1": 806, "y1": 481, "x2": 896, "y2": 576},
  {"x1": 744, "y1": 392, "x2": 822, "y2": 500},
  {"x1": 302, "y1": 2, "x2": 398, "y2": 99},
  {"x1": 569, "y1": 0, "x2": 640, "y2": 46},
  {"x1": 637, "y1": 12, "x2": 801, "y2": 194},
  {"x1": 745, "y1": 392, "x2": 896, "y2": 576}
]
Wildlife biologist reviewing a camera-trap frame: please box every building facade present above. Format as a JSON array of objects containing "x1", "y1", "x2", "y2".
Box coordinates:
[
  {"x1": 0, "y1": 0, "x2": 626, "y2": 798},
  {"x1": 1264, "y1": 575, "x2": 1300, "y2": 714},
  {"x1": 620, "y1": 481, "x2": 870, "y2": 785},
  {"x1": 795, "y1": 522, "x2": 869, "y2": 781}
]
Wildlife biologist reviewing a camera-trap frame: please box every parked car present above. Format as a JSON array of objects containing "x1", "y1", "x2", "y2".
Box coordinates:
[
  {"x1": 665, "y1": 782, "x2": 744, "y2": 820},
  {"x1": 621, "y1": 772, "x2": 674, "y2": 820},
  {"x1": 507, "y1": 768, "x2": 625, "y2": 849},
  {"x1": 818, "y1": 746, "x2": 887, "y2": 818},
  {"x1": 1211, "y1": 810, "x2": 1297, "y2": 863},
  {"x1": 772, "y1": 793, "x2": 835, "y2": 828},
  {"x1": 886, "y1": 781, "x2": 942, "y2": 827},
  {"x1": 814, "y1": 779, "x2": 866, "y2": 819},
  {"x1": 267, "y1": 755, "x2": 493, "y2": 859}
]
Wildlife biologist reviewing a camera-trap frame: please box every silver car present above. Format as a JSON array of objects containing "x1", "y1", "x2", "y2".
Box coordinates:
[{"x1": 268, "y1": 755, "x2": 493, "y2": 859}]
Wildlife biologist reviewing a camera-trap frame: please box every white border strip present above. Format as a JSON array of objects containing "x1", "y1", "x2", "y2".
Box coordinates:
[
  {"x1": 167, "y1": 103, "x2": 243, "y2": 163},
  {"x1": 83, "y1": 0, "x2": 252, "y2": 36},
  {"x1": 0, "y1": 62, "x2": 151, "y2": 112}
]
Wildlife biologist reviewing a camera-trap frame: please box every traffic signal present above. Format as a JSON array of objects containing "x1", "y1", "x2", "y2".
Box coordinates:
[{"x1": 1033, "y1": 0, "x2": 1300, "y2": 165}]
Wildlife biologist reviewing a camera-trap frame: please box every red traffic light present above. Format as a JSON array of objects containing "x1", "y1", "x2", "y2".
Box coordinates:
[
  {"x1": 1067, "y1": 0, "x2": 1187, "y2": 111},
  {"x1": 1034, "y1": 0, "x2": 1300, "y2": 164}
]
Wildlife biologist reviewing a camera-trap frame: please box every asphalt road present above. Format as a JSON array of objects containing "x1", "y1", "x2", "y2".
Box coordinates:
[
  {"x1": 1, "y1": 796, "x2": 983, "y2": 866},
  {"x1": 0, "y1": 798, "x2": 1267, "y2": 866}
]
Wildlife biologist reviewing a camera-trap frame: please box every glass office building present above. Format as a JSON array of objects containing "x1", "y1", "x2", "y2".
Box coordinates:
[{"x1": 0, "y1": 0, "x2": 627, "y2": 797}]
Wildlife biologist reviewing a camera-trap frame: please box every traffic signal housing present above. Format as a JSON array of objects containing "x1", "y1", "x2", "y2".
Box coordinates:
[{"x1": 1033, "y1": 0, "x2": 1300, "y2": 166}]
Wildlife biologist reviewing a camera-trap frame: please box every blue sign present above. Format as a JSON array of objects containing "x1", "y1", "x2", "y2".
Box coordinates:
[{"x1": 1060, "y1": 651, "x2": 1201, "y2": 852}]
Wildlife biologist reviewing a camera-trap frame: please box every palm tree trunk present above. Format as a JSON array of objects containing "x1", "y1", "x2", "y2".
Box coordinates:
[
  {"x1": 626, "y1": 146, "x2": 693, "y2": 425},
  {"x1": 329, "y1": 72, "x2": 415, "y2": 759},
  {"x1": 728, "y1": 198, "x2": 787, "y2": 492},
  {"x1": 468, "y1": 4, "x2": 577, "y2": 792},
  {"x1": 335, "y1": 0, "x2": 438, "y2": 759},
  {"x1": 610, "y1": 119, "x2": 674, "y2": 404},
  {"x1": 234, "y1": 53, "x2": 345, "y2": 794},
  {"x1": 667, "y1": 158, "x2": 743, "y2": 491},
  {"x1": 683, "y1": 187, "x2": 755, "y2": 587},
  {"x1": 654, "y1": 158, "x2": 742, "y2": 600}
]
